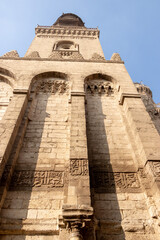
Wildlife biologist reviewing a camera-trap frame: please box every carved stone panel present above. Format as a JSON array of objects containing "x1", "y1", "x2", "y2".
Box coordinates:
[
  {"x1": 85, "y1": 80, "x2": 113, "y2": 96},
  {"x1": 92, "y1": 171, "x2": 141, "y2": 193},
  {"x1": 1, "y1": 170, "x2": 64, "y2": 189},
  {"x1": 149, "y1": 161, "x2": 160, "y2": 180},
  {"x1": 70, "y1": 159, "x2": 89, "y2": 176},
  {"x1": 35, "y1": 80, "x2": 69, "y2": 94}
]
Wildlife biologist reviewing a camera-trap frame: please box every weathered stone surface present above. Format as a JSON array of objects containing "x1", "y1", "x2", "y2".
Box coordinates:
[{"x1": 0, "y1": 13, "x2": 160, "y2": 240}]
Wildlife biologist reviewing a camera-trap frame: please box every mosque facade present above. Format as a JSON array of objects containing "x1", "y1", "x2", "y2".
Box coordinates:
[{"x1": 0, "y1": 13, "x2": 160, "y2": 240}]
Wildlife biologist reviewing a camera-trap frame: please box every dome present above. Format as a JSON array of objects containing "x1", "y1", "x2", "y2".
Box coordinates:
[{"x1": 53, "y1": 13, "x2": 85, "y2": 27}]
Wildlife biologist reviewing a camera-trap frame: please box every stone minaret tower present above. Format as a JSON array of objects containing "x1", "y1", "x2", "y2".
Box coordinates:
[{"x1": 0, "y1": 13, "x2": 160, "y2": 240}]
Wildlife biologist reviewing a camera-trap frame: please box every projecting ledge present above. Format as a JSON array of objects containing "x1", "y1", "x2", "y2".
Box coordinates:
[{"x1": 119, "y1": 93, "x2": 141, "y2": 105}]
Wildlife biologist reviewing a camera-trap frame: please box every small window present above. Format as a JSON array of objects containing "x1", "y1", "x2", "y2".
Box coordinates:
[{"x1": 54, "y1": 41, "x2": 78, "y2": 51}]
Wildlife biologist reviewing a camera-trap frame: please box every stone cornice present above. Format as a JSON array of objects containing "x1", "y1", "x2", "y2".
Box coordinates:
[
  {"x1": 0, "y1": 57, "x2": 124, "y2": 64},
  {"x1": 35, "y1": 26, "x2": 99, "y2": 38}
]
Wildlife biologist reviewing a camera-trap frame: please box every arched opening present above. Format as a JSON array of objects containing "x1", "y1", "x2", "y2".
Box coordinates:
[
  {"x1": 84, "y1": 73, "x2": 114, "y2": 96},
  {"x1": 53, "y1": 40, "x2": 79, "y2": 52}
]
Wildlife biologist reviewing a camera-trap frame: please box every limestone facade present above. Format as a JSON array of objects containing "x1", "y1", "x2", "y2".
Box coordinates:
[{"x1": 0, "y1": 13, "x2": 160, "y2": 240}]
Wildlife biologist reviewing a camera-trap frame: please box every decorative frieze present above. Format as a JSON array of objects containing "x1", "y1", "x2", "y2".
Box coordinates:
[
  {"x1": 70, "y1": 159, "x2": 89, "y2": 176},
  {"x1": 35, "y1": 80, "x2": 69, "y2": 94},
  {"x1": 92, "y1": 171, "x2": 141, "y2": 192},
  {"x1": 85, "y1": 80, "x2": 113, "y2": 96},
  {"x1": 35, "y1": 27, "x2": 99, "y2": 38},
  {"x1": 4, "y1": 170, "x2": 64, "y2": 188}
]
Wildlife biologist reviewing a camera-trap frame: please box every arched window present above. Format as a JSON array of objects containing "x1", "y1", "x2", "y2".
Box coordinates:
[{"x1": 53, "y1": 41, "x2": 79, "y2": 51}]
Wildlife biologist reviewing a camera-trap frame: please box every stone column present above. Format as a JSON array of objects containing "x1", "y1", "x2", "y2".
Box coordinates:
[
  {"x1": 62, "y1": 90, "x2": 93, "y2": 238},
  {"x1": 70, "y1": 222, "x2": 83, "y2": 240}
]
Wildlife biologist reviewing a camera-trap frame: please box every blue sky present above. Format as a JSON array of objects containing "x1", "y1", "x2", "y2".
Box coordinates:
[{"x1": 0, "y1": 0, "x2": 160, "y2": 103}]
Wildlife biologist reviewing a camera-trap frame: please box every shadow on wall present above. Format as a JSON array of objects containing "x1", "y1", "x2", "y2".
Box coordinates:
[
  {"x1": 84, "y1": 74, "x2": 125, "y2": 240},
  {"x1": 0, "y1": 72, "x2": 68, "y2": 239}
]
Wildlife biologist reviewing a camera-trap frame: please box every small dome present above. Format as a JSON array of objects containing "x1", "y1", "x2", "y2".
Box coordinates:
[{"x1": 53, "y1": 13, "x2": 85, "y2": 27}]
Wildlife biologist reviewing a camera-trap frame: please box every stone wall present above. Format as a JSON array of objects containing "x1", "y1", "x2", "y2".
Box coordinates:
[
  {"x1": 0, "y1": 76, "x2": 70, "y2": 235},
  {"x1": 0, "y1": 81, "x2": 13, "y2": 120},
  {"x1": 0, "y1": 14, "x2": 160, "y2": 238}
]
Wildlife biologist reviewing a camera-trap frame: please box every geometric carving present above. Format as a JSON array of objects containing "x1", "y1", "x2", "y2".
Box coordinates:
[
  {"x1": 35, "y1": 80, "x2": 69, "y2": 94},
  {"x1": 93, "y1": 171, "x2": 141, "y2": 192},
  {"x1": 90, "y1": 53, "x2": 106, "y2": 62},
  {"x1": 49, "y1": 51, "x2": 63, "y2": 60},
  {"x1": 1, "y1": 50, "x2": 19, "y2": 58},
  {"x1": 85, "y1": 80, "x2": 113, "y2": 96},
  {"x1": 49, "y1": 51, "x2": 84, "y2": 60},
  {"x1": 67, "y1": 51, "x2": 84, "y2": 60},
  {"x1": 6, "y1": 170, "x2": 64, "y2": 188},
  {"x1": 70, "y1": 159, "x2": 89, "y2": 176}
]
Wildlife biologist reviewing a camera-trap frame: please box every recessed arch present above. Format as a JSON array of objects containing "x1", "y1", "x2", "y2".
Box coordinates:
[
  {"x1": 84, "y1": 73, "x2": 113, "y2": 83},
  {"x1": 0, "y1": 75, "x2": 14, "y2": 88},
  {"x1": 30, "y1": 71, "x2": 69, "y2": 95},
  {"x1": 31, "y1": 71, "x2": 68, "y2": 84},
  {"x1": 0, "y1": 67, "x2": 15, "y2": 79},
  {"x1": 84, "y1": 73, "x2": 115, "y2": 96}
]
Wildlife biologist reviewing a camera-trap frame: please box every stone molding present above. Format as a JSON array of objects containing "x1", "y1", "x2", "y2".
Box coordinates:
[
  {"x1": 0, "y1": 56, "x2": 124, "y2": 63},
  {"x1": 13, "y1": 89, "x2": 29, "y2": 94},
  {"x1": 71, "y1": 91, "x2": 85, "y2": 96},
  {"x1": 62, "y1": 205, "x2": 93, "y2": 239},
  {"x1": 119, "y1": 93, "x2": 141, "y2": 105},
  {"x1": 35, "y1": 26, "x2": 99, "y2": 38}
]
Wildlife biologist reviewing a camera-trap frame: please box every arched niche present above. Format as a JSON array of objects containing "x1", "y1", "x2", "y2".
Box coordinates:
[
  {"x1": 84, "y1": 73, "x2": 115, "y2": 96},
  {"x1": 31, "y1": 71, "x2": 69, "y2": 95},
  {"x1": 0, "y1": 67, "x2": 15, "y2": 80}
]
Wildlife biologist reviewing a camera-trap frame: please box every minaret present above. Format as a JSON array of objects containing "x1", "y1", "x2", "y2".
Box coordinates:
[{"x1": 0, "y1": 13, "x2": 160, "y2": 240}]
